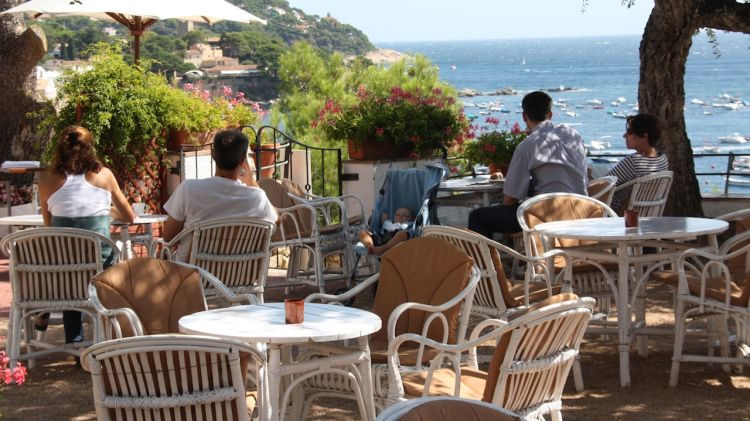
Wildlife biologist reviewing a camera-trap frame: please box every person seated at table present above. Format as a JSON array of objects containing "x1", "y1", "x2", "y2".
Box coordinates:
[
  {"x1": 36, "y1": 125, "x2": 135, "y2": 346},
  {"x1": 358, "y1": 207, "x2": 414, "y2": 256},
  {"x1": 468, "y1": 91, "x2": 588, "y2": 238},
  {"x1": 606, "y1": 113, "x2": 669, "y2": 214},
  {"x1": 162, "y1": 129, "x2": 277, "y2": 261}
]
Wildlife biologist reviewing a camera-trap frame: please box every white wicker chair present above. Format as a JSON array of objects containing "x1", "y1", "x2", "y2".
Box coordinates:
[
  {"x1": 88, "y1": 258, "x2": 255, "y2": 340},
  {"x1": 376, "y1": 396, "x2": 525, "y2": 421},
  {"x1": 81, "y1": 334, "x2": 267, "y2": 421},
  {"x1": 420, "y1": 225, "x2": 587, "y2": 392},
  {"x1": 613, "y1": 170, "x2": 673, "y2": 217},
  {"x1": 297, "y1": 237, "x2": 481, "y2": 416},
  {"x1": 259, "y1": 178, "x2": 359, "y2": 294},
  {"x1": 150, "y1": 217, "x2": 275, "y2": 302},
  {"x1": 518, "y1": 193, "x2": 619, "y2": 315},
  {"x1": 668, "y1": 231, "x2": 750, "y2": 386},
  {"x1": 391, "y1": 296, "x2": 594, "y2": 421},
  {"x1": 0, "y1": 227, "x2": 120, "y2": 367},
  {"x1": 587, "y1": 175, "x2": 618, "y2": 206}
]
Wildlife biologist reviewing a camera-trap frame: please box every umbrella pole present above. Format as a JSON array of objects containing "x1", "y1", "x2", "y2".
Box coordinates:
[{"x1": 133, "y1": 33, "x2": 141, "y2": 64}]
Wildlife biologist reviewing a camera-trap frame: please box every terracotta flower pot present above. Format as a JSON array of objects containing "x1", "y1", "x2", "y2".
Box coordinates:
[
  {"x1": 347, "y1": 138, "x2": 414, "y2": 161},
  {"x1": 252, "y1": 143, "x2": 278, "y2": 179}
]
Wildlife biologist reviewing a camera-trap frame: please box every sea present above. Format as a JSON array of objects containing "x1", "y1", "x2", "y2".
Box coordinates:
[{"x1": 378, "y1": 33, "x2": 750, "y2": 194}]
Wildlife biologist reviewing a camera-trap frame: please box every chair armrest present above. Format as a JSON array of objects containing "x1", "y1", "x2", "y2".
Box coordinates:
[
  {"x1": 305, "y1": 273, "x2": 380, "y2": 303},
  {"x1": 148, "y1": 226, "x2": 195, "y2": 259},
  {"x1": 272, "y1": 203, "x2": 322, "y2": 242},
  {"x1": 88, "y1": 282, "x2": 144, "y2": 339},
  {"x1": 288, "y1": 193, "x2": 351, "y2": 228},
  {"x1": 180, "y1": 263, "x2": 259, "y2": 305}
]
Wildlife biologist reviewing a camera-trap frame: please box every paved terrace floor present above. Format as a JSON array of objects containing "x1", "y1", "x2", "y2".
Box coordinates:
[{"x1": 1, "y1": 252, "x2": 749, "y2": 420}]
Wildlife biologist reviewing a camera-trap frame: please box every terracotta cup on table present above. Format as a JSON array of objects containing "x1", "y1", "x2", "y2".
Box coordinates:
[
  {"x1": 285, "y1": 299, "x2": 304, "y2": 324},
  {"x1": 624, "y1": 209, "x2": 639, "y2": 228}
]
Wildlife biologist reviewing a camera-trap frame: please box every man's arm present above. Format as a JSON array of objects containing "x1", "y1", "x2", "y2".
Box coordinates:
[
  {"x1": 162, "y1": 216, "x2": 184, "y2": 241},
  {"x1": 503, "y1": 195, "x2": 519, "y2": 206}
]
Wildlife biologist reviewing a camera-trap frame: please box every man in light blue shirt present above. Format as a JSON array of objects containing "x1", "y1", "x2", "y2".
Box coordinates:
[{"x1": 468, "y1": 91, "x2": 587, "y2": 237}]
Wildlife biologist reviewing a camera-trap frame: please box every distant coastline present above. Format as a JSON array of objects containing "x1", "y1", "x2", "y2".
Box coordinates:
[{"x1": 359, "y1": 48, "x2": 409, "y2": 64}]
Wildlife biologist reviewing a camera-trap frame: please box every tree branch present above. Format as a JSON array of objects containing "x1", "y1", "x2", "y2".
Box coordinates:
[{"x1": 698, "y1": 0, "x2": 750, "y2": 33}]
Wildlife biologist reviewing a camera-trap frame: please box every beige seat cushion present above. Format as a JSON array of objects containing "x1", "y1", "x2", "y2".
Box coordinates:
[
  {"x1": 258, "y1": 178, "x2": 316, "y2": 241},
  {"x1": 392, "y1": 398, "x2": 522, "y2": 421},
  {"x1": 92, "y1": 257, "x2": 206, "y2": 337},
  {"x1": 523, "y1": 196, "x2": 609, "y2": 255},
  {"x1": 371, "y1": 237, "x2": 474, "y2": 347},
  {"x1": 401, "y1": 367, "x2": 488, "y2": 401},
  {"x1": 652, "y1": 270, "x2": 750, "y2": 307}
]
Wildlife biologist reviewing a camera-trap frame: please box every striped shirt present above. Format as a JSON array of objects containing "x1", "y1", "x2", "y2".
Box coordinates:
[{"x1": 606, "y1": 152, "x2": 669, "y2": 213}]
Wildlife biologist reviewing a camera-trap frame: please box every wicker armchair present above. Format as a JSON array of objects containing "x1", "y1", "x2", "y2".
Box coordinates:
[
  {"x1": 518, "y1": 193, "x2": 619, "y2": 320},
  {"x1": 150, "y1": 217, "x2": 275, "y2": 302},
  {"x1": 88, "y1": 257, "x2": 255, "y2": 340},
  {"x1": 587, "y1": 175, "x2": 618, "y2": 206},
  {"x1": 613, "y1": 170, "x2": 673, "y2": 217},
  {"x1": 259, "y1": 178, "x2": 358, "y2": 294},
  {"x1": 662, "y1": 231, "x2": 750, "y2": 386},
  {"x1": 0, "y1": 227, "x2": 120, "y2": 367},
  {"x1": 392, "y1": 295, "x2": 594, "y2": 420},
  {"x1": 298, "y1": 237, "x2": 481, "y2": 415},
  {"x1": 81, "y1": 334, "x2": 267, "y2": 421}
]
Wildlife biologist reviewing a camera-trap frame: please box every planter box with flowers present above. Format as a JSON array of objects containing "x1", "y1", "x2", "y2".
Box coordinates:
[
  {"x1": 463, "y1": 118, "x2": 527, "y2": 176},
  {"x1": 314, "y1": 85, "x2": 470, "y2": 161}
]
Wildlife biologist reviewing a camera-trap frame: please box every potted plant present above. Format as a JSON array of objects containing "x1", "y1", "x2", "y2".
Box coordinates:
[
  {"x1": 463, "y1": 120, "x2": 527, "y2": 174},
  {"x1": 313, "y1": 85, "x2": 470, "y2": 160},
  {"x1": 49, "y1": 43, "x2": 225, "y2": 208}
]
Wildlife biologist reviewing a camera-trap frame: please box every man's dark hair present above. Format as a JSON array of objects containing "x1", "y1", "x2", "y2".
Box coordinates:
[
  {"x1": 522, "y1": 91, "x2": 553, "y2": 122},
  {"x1": 626, "y1": 114, "x2": 662, "y2": 147},
  {"x1": 212, "y1": 129, "x2": 249, "y2": 170}
]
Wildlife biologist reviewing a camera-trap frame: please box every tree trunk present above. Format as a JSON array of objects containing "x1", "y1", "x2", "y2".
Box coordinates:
[
  {"x1": 0, "y1": 0, "x2": 52, "y2": 180},
  {"x1": 639, "y1": 0, "x2": 750, "y2": 216}
]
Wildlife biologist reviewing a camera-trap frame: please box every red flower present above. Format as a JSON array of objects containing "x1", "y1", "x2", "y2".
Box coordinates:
[{"x1": 375, "y1": 127, "x2": 384, "y2": 136}]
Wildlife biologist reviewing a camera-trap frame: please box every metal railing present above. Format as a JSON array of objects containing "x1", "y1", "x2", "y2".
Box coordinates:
[{"x1": 173, "y1": 126, "x2": 344, "y2": 197}]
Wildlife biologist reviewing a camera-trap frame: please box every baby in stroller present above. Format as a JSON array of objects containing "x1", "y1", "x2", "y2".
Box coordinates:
[{"x1": 358, "y1": 207, "x2": 415, "y2": 255}]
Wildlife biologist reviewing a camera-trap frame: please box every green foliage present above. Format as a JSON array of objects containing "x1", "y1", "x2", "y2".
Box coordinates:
[
  {"x1": 50, "y1": 43, "x2": 222, "y2": 169},
  {"x1": 220, "y1": 31, "x2": 286, "y2": 75},
  {"x1": 463, "y1": 122, "x2": 527, "y2": 167}
]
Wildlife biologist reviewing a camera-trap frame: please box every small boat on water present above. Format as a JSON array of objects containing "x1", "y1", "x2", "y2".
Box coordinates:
[
  {"x1": 690, "y1": 98, "x2": 705, "y2": 105},
  {"x1": 565, "y1": 111, "x2": 578, "y2": 117},
  {"x1": 587, "y1": 140, "x2": 611, "y2": 150},
  {"x1": 718, "y1": 134, "x2": 748, "y2": 144},
  {"x1": 703, "y1": 145, "x2": 721, "y2": 153},
  {"x1": 727, "y1": 176, "x2": 750, "y2": 186},
  {"x1": 587, "y1": 99, "x2": 602, "y2": 105},
  {"x1": 590, "y1": 157, "x2": 619, "y2": 164},
  {"x1": 713, "y1": 102, "x2": 742, "y2": 111},
  {"x1": 610, "y1": 111, "x2": 628, "y2": 119}
]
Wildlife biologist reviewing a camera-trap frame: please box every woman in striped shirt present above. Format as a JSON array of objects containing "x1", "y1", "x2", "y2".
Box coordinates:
[{"x1": 606, "y1": 113, "x2": 669, "y2": 214}]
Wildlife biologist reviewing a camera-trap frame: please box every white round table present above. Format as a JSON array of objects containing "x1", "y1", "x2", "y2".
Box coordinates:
[
  {"x1": 535, "y1": 216, "x2": 728, "y2": 387},
  {"x1": 179, "y1": 303, "x2": 382, "y2": 421}
]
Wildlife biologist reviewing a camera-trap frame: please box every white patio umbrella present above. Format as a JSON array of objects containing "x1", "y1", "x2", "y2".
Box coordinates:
[{"x1": 0, "y1": 0, "x2": 266, "y2": 62}]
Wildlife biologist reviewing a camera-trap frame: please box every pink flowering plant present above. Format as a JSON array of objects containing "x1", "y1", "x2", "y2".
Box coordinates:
[
  {"x1": 0, "y1": 351, "x2": 27, "y2": 385},
  {"x1": 463, "y1": 118, "x2": 527, "y2": 167},
  {"x1": 0, "y1": 184, "x2": 33, "y2": 206},
  {"x1": 183, "y1": 84, "x2": 263, "y2": 128},
  {"x1": 313, "y1": 85, "x2": 470, "y2": 159}
]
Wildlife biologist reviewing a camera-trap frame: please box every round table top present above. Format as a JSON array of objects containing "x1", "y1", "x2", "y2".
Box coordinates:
[
  {"x1": 440, "y1": 175, "x2": 504, "y2": 192},
  {"x1": 535, "y1": 216, "x2": 728, "y2": 241},
  {"x1": 179, "y1": 303, "x2": 382, "y2": 345},
  {"x1": 0, "y1": 214, "x2": 167, "y2": 226}
]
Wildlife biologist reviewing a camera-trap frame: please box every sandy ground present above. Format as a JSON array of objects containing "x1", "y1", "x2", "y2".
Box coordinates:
[{"x1": 1, "y1": 279, "x2": 749, "y2": 420}]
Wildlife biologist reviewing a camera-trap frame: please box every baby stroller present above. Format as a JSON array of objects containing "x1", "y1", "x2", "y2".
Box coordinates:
[{"x1": 351, "y1": 164, "x2": 448, "y2": 283}]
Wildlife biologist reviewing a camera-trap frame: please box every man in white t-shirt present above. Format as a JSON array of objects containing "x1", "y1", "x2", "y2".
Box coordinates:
[{"x1": 163, "y1": 129, "x2": 277, "y2": 261}]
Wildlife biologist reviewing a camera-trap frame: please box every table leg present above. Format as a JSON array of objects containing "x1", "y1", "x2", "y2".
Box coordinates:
[
  {"x1": 617, "y1": 243, "x2": 631, "y2": 387},
  {"x1": 268, "y1": 345, "x2": 282, "y2": 421},
  {"x1": 117, "y1": 224, "x2": 132, "y2": 260},
  {"x1": 357, "y1": 336, "x2": 376, "y2": 421}
]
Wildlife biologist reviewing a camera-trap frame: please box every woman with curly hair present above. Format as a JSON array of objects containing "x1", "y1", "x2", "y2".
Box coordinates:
[{"x1": 35, "y1": 125, "x2": 134, "y2": 348}]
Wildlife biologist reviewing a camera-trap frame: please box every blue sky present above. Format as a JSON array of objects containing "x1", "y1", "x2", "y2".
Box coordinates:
[{"x1": 287, "y1": 1, "x2": 655, "y2": 43}]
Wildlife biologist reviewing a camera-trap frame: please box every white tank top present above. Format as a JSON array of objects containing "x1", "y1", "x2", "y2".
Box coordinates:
[{"x1": 47, "y1": 173, "x2": 111, "y2": 217}]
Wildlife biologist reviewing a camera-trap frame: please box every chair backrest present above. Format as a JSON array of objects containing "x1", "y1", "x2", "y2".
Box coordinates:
[
  {"x1": 518, "y1": 192, "x2": 616, "y2": 258},
  {"x1": 422, "y1": 225, "x2": 518, "y2": 315},
  {"x1": 0, "y1": 227, "x2": 119, "y2": 304},
  {"x1": 717, "y1": 209, "x2": 750, "y2": 281},
  {"x1": 91, "y1": 257, "x2": 207, "y2": 337},
  {"x1": 258, "y1": 178, "x2": 317, "y2": 240},
  {"x1": 482, "y1": 296, "x2": 594, "y2": 415},
  {"x1": 370, "y1": 236, "x2": 475, "y2": 345},
  {"x1": 372, "y1": 165, "x2": 447, "y2": 236},
  {"x1": 587, "y1": 175, "x2": 617, "y2": 206},
  {"x1": 81, "y1": 334, "x2": 263, "y2": 421},
  {"x1": 616, "y1": 170, "x2": 673, "y2": 217},
  {"x1": 376, "y1": 396, "x2": 523, "y2": 421},
  {"x1": 185, "y1": 217, "x2": 274, "y2": 299}
]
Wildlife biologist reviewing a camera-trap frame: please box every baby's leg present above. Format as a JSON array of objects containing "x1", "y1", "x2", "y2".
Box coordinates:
[
  {"x1": 358, "y1": 230, "x2": 376, "y2": 254},
  {"x1": 373, "y1": 231, "x2": 409, "y2": 256}
]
